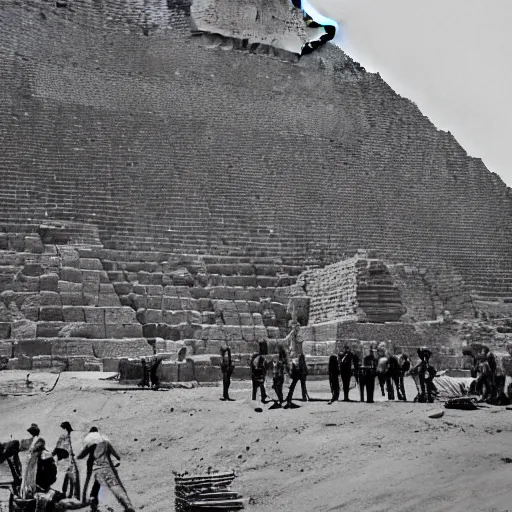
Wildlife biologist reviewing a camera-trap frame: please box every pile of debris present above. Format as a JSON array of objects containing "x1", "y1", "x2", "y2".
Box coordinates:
[{"x1": 174, "y1": 470, "x2": 245, "y2": 511}]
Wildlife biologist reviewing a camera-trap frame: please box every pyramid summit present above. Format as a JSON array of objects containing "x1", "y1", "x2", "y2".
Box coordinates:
[{"x1": 0, "y1": 0, "x2": 511, "y2": 373}]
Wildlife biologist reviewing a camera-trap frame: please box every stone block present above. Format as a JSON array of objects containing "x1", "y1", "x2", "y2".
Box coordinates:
[
  {"x1": 163, "y1": 310, "x2": 187, "y2": 324},
  {"x1": 157, "y1": 323, "x2": 174, "y2": 339},
  {"x1": 147, "y1": 295, "x2": 162, "y2": 310},
  {"x1": 146, "y1": 285, "x2": 163, "y2": 295},
  {"x1": 209, "y1": 287, "x2": 236, "y2": 300},
  {"x1": 202, "y1": 312, "x2": 216, "y2": 324},
  {"x1": 224, "y1": 325, "x2": 242, "y2": 342},
  {"x1": 189, "y1": 287, "x2": 209, "y2": 299},
  {"x1": 7, "y1": 358, "x2": 20, "y2": 370},
  {"x1": 252, "y1": 313, "x2": 264, "y2": 326},
  {"x1": 79, "y1": 258, "x2": 103, "y2": 270},
  {"x1": 24, "y1": 235, "x2": 44, "y2": 254},
  {"x1": 97, "y1": 294, "x2": 121, "y2": 307},
  {"x1": 62, "y1": 306, "x2": 85, "y2": 322},
  {"x1": 0, "y1": 341, "x2": 13, "y2": 357},
  {"x1": 178, "y1": 361, "x2": 195, "y2": 381},
  {"x1": 17, "y1": 355, "x2": 33, "y2": 370},
  {"x1": 84, "y1": 361, "x2": 103, "y2": 371},
  {"x1": 143, "y1": 309, "x2": 163, "y2": 323},
  {"x1": 37, "y1": 322, "x2": 66, "y2": 337},
  {"x1": 160, "y1": 361, "x2": 179, "y2": 382},
  {"x1": 0, "y1": 323, "x2": 11, "y2": 339},
  {"x1": 254, "y1": 325, "x2": 267, "y2": 341},
  {"x1": 15, "y1": 339, "x2": 52, "y2": 357},
  {"x1": 248, "y1": 301, "x2": 262, "y2": 314},
  {"x1": 61, "y1": 267, "x2": 84, "y2": 283},
  {"x1": 142, "y1": 323, "x2": 158, "y2": 338},
  {"x1": 40, "y1": 291, "x2": 62, "y2": 306},
  {"x1": 22, "y1": 308, "x2": 39, "y2": 322},
  {"x1": 39, "y1": 306, "x2": 63, "y2": 322},
  {"x1": 84, "y1": 307, "x2": 105, "y2": 324},
  {"x1": 50, "y1": 338, "x2": 93, "y2": 357},
  {"x1": 32, "y1": 355, "x2": 53, "y2": 369},
  {"x1": 58, "y1": 281, "x2": 83, "y2": 293},
  {"x1": 240, "y1": 326, "x2": 255, "y2": 342},
  {"x1": 12, "y1": 320, "x2": 37, "y2": 340},
  {"x1": 132, "y1": 295, "x2": 147, "y2": 310},
  {"x1": 82, "y1": 293, "x2": 99, "y2": 306},
  {"x1": 267, "y1": 327, "x2": 280, "y2": 339},
  {"x1": 113, "y1": 282, "x2": 132, "y2": 295},
  {"x1": 163, "y1": 296, "x2": 181, "y2": 310},
  {"x1": 104, "y1": 306, "x2": 137, "y2": 324},
  {"x1": 194, "y1": 364, "x2": 222, "y2": 383},
  {"x1": 204, "y1": 339, "x2": 223, "y2": 354},
  {"x1": 201, "y1": 325, "x2": 224, "y2": 341},
  {"x1": 181, "y1": 323, "x2": 202, "y2": 340},
  {"x1": 23, "y1": 276, "x2": 40, "y2": 292},
  {"x1": 105, "y1": 324, "x2": 143, "y2": 338},
  {"x1": 92, "y1": 339, "x2": 153, "y2": 359},
  {"x1": 67, "y1": 357, "x2": 87, "y2": 371},
  {"x1": 102, "y1": 357, "x2": 122, "y2": 372},
  {"x1": 187, "y1": 311, "x2": 202, "y2": 324},
  {"x1": 60, "y1": 292, "x2": 86, "y2": 306}
]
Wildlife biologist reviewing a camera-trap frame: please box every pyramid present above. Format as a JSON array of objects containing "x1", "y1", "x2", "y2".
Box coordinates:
[{"x1": 0, "y1": 0, "x2": 511, "y2": 372}]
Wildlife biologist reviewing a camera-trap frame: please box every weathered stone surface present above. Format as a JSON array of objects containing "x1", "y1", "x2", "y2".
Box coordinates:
[
  {"x1": 12, "y1": 319, "x2": 37, "y2": 340},
  {"x1": 39, "y1": 306, "x2": 64, "y2": 322},
  {"x1": 61, "y1": 267, "x2": 84, "y2": 283},
  {"x1": 57, "y1": 322, "x2": 94, "y2": 338},
  {"x1": 40, "y1": 273, "x2": 59, "y2": 292},
  {"x1": 105, "y1": 324, "x2": 143, "y2": 338},
  {"x1": 104, "y1": 306, "x2": 137, "y2": 324},
  {"x1": 40, "y1": 291, "x2": 62, "y2": 306},
  {"x1": 62, "y1": 306, "x2": 86, "y2": 322},
  {"x1": 0, "y1": 323, "x2": 11, "y2": 339}
]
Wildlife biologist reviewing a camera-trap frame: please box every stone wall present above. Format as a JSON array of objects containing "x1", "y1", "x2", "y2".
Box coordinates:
[
  {"x1": 0, "y1": 0, "x2": 511, "y2": 302},
  {"x1": 297, "y1": 252, "x2": 405, "y2": 324}
]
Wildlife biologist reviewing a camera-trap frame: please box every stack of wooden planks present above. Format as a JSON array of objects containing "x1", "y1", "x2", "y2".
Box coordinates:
[{"x1": 174, "y1": 471, "x2": 245, "y2": 511}]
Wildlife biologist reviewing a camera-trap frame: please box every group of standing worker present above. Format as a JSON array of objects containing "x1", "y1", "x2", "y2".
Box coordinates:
[
  {"x1": 218, "y1": 333, "x2": 439, "y2": 406},
  {"x1": 0, "y1": 422, "x2": 135, "y2": 512}
]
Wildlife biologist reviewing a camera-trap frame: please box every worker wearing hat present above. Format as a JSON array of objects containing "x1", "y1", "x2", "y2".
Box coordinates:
[{"x1": 52, "y1": 421, "x2": 80, "y2": 499}]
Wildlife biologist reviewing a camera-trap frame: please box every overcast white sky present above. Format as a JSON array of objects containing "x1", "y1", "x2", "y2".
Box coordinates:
[{"x1": 311, "y1": 0, "x2": 512, "y2": 187}]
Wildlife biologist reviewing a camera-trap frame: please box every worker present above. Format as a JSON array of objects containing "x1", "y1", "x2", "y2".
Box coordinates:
[
  {"x1": 52, "y1": 421, "x2": 80, "y2": 499},
  {"x1": 220, "y1": 345, "x2": 235, "y2": 401},
  {"x1": 339, "y1": 345, "x2": 359, "y2": 402},
  {"x1": 77, "y1": 429, "x2": 135, "y2": 512}
]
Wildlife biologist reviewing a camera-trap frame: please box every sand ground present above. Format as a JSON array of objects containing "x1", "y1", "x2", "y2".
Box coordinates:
[{"x1": 1, "y1": 371, "x2": 512, "y2": 512}]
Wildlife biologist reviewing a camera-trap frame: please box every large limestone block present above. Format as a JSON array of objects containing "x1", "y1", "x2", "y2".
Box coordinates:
[
  {"x1": 39, "y1": 273, "x2": 59, "y2": 292},
  {"x1": 0, "y1": 341, "x2": 13, "y2": 357},
  {"x1": 0, "y1": 323, "x2": 11, "y2": 339},
  {"x1": 163, "y1": 296, "x2": 181, "y2": 310},
  {"x1": 15, "y1": 339, "x2": 52, "y2": 357},
  {"x1": 84, "y1": 307, "x2": 105, "y2": 324},
  {"x1": 51, "y1": 338, "x2": 94, "y2": 357},
  {"x1": 79, "y1": 258, "x2": 103, "y2": 270},
  {"x1": 39, "y1": 305, "x2": 64, "y2": 322},
  {"x1": 40, "y1": 291, "x2": 61, "y2": 307},
  {"x1": 62, "y1": 306, "x2": 85, "y2": 322},
  {"x1": 146, "y1": 295, "x2": 162, "y2": 310},
  {"x1": 201, "y1": 325, "x2": 226, "y2": 341},
  {"x1": 239, "y1": 312, "x2": 254, "y2": 326},
  {"x1": 60, "y1": 292, "x2": 87, "y2": 306},
  {"x1": 12, "y1": 319, "x2": 37, "y2": 340},
  {"x1": 105, "y1": 324, "x2": 143, "y2": 338},
  {"x1": 104, "y1": 306, "x2": 137, "y2": 324},
  {"x1": 209, "y1": 287, "x2": 235, "y2": 300},
  {"x1": 57, "y1": 322, "x2": 97, "y2": 338},
  {"x1": 61, "y1": 267, "x2": 84, "y2": 283},
  {"x1": 92, "y1": 339, "x2": 153, "y2": 359},
  {"x1": 24, "y1": 235, "x2": 44, "y2": 254}
]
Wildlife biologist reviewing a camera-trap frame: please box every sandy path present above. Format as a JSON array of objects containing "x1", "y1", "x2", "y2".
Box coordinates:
[{"x1": 1, "y1": 372, "x2": 512, "y2": 512}]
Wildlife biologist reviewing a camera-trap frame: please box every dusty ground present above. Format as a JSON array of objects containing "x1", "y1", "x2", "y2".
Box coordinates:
[{"x1": 1, "y1": 371, "x2": 512, "y2": 512}]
